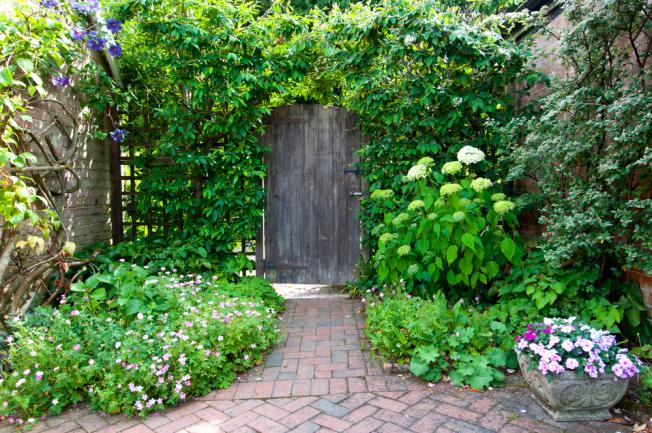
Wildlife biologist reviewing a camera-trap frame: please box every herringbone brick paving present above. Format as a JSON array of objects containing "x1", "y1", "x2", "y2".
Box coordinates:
[{"x1": 8, "y1": 290, "x2": 630, "y2": 433}]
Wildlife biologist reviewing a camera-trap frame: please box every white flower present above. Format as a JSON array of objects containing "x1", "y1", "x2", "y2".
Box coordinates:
[
  {"x1": 115, "y1": 342, "x2": 121, "y2": 349},
  {"x1": 406, "y1": 164, "x2": 428, "y2": 181},
  {"x1": 457, "y1": 146, "x2": 485, "y2": 165},
  {"x1": 52, "y1": 399, "x2": 59, "y2": 405}
]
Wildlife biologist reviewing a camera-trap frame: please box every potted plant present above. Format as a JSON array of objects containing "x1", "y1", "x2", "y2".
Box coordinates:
[{"x1": 514, "y1": 317, "x2": 641, "y2": 421}]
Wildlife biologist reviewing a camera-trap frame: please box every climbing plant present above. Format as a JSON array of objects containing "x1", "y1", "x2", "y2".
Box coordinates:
[
  {"x1": 0, "y1": 0, "x2": 122, "y2": 322},
  {"x1": 111, "y1": 0, "x2": 312, "y2": 254}
]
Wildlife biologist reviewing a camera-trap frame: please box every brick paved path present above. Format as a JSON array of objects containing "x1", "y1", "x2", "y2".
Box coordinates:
[{"x1": 15, "y1": 289, "x2": 630, "y2": 433}]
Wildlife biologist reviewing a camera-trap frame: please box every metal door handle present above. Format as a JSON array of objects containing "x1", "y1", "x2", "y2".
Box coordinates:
[{"x1": 349, "y1": 192, "x2": 362, "y2": 197}]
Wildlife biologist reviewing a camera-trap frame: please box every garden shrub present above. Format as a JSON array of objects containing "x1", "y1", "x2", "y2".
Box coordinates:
[
  {"x1": 0, "y1": 270, "x2": 281, "y2": 424},
  {"x1": 489, "y1": 251, "x2": 652, "y2": 343},
  {"x1": 501, "y1": 0, "x2": 652, "y2": 276},
  {"x1": 80, "y1": 237, "x2": 253, "y2": 280},
  {"x1": 372, "y1": 146, "x2": 522, "y2": 299},
  {"x1": 364, "y1": 293, "x2": 512, "y2": 390}
]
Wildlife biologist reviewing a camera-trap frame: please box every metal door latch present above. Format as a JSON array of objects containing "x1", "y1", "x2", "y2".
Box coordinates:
[{"x1": 349, "y1": 191, "x2": 362, "y2": 197}]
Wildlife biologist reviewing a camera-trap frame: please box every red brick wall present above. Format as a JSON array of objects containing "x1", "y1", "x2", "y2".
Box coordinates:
[{"x1": 17, "y1": 85, "x2": 112, "y2": 247}]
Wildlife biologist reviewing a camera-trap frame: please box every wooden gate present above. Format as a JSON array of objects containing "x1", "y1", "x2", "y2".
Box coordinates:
[{"x1": 256, "y1": 105, "x2": 362, "y2": 284}]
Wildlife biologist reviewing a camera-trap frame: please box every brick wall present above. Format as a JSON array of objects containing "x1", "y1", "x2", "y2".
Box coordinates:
[{"x1": 18, "y1": 85, "x2": 112, "y2": 247}]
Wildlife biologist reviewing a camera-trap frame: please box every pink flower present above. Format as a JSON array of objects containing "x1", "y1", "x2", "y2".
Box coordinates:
[
  {"x1": 565, "y1": 358, "x2": 579, "y2": 370},
  {"x1": 70, "y1": 310, "x2": 80, "y2": 316},
  {"x1": 72, "y1": 344, "x2": 80, "y2": 351},
  {"x1": 35, "y1": 371, "x2": 43, "y2": 381},
  {"x1": 561, "y1": 339, "x2": 574, "y2": 352}
]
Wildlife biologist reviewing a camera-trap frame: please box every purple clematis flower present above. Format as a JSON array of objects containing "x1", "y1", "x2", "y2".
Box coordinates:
[
  {"x1": 105, "y1": 18, "x2": 123, "y2": 34},
  {"x1": 110, "y1": 128, "x2": 126, "y2": 142},
  {"x1": 108, "y1": 44, "x2": 122, "y2": 57},
  {"x1": 70, "y1": 27, "x2": 86, "y2": 41},
  {"x1": 51, "y1": 75, "x2": 71, "y2": 87},
  {"x1": 86, "y1": 32, "x2": 106, "y2": 51},
  {"x1": 69, "y1": 0, "x2": 100, "y2": 14}
]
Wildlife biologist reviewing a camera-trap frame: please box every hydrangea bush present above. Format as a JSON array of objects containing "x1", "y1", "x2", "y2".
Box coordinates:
[
  {"x1": 0, "y1": 270, "x2": 282, "y2": 425},
  {"x1": 371, "y1": 146, "x2": 522, "y2": 299},
  {"x1": 515, "y1": 318, "x2": 641, "y2": 379}
]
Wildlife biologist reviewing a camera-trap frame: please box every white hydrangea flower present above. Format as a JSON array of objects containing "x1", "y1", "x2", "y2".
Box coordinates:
[
  {"x1": 493, "y1": 200, "x2": 515, "y2": 215},
  {"x1": 406, "y1": 164, "x2": 428, "y2": 181},
  {"x1": 470, "y1": 177, "x2": 492, "y2": 192},
  {"x1": 457, "y1": 146, "x2": 485, "y2": 165}
]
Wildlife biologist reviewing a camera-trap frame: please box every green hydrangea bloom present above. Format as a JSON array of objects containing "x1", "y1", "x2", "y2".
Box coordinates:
[
  {"x1": 441, "y1": 161, "x2": 462, "y2": 175},
  {"x1": 493, "y1": 200, "x2": 515, "y2": 215},
  {"x1": 397, "y1": 245, "x2": 411, "y2": 256},
  {"x1": 459, "y1": 198, "x2": 471, "y2": 207},
  {"x1": 452, "y1": 211, "x2": 465, "y2": 222},
  {"x1": 470, "y1": 177, "x2": 492, "y2": 192},
  {"x1": 407, "y1": 200, "x2": 425, "y2": 211},
  {"x1": 392, "y1": 212, "x2": 410, "y2": 226},
  {"x1": 379, "y1": 233, "x2": 396, "y2": 244},
  {"x1": 491, "y1": 192, "x2": 506, "y2": 202},
  {"x1": 407, "y1": 264, "x2": 419, "y2": 276},
  {"x1": 417, "y1": 156, "x2": 434, "y2": 166},
  {"x1": 440, "y1": 183, "x2": 462, "y2": 197},
  {"x1": 370, "y1": 189, "x2": 394, "y2": 200}
]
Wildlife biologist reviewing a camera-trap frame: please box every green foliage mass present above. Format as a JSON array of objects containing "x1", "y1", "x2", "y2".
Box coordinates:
[
  {"x1": 501, "y1": 0, "x2": 652, "y2": 276},
  {"x1": 372, "y1": 153, "x2": 523, "y2": 299},
  {"x1": 107, "y1": 0, "x2": 530, "y2": 265},
  {"x1": 364, "y1": 294, "x2": 513, "y2": 389},
  {"x1": 80, "y1": 237, "x2": 253, "y2": 280},
  {"x1": 112, "y1": 0, "x2": 311, "y2": 253},
  {"x1": 0, "y1": 271, "x2": 282, "y2": 421},
  {"x1": 312, "y1": 1, "x2": 531, "y2": 249},
  {"x1": 489, "y1": 251, "x2": 652, "y2": 343}
]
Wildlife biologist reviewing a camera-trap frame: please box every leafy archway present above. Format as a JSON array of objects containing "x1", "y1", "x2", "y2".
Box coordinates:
[{"x1": 110, "y1": 0, "x2": 530, "y2": 267}]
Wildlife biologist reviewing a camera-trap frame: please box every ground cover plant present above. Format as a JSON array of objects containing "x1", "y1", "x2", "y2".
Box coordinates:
[
  {"x1": 0, "y1": 268, "x2": 282, "y2": 425},
  {"x1": 364, "y1": 292, "x2": 513, "y2": 389}
]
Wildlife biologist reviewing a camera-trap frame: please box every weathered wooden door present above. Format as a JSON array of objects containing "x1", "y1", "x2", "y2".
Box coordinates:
[{"x1": 256, "y1": 105, "x2": 362, "y2": 284}]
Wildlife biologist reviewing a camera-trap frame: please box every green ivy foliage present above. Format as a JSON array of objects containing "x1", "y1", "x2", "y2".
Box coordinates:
[
  {"x1": 113, "y1": 0, "x2": 312, "y2": 254},
  {"x1": 501, "y1": 0, "x2": 652, "y2": 276}
]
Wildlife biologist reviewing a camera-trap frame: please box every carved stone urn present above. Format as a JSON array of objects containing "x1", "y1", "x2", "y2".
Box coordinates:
[{"x1": 517, "y1": 351, "x2": 629, "y2": 421}]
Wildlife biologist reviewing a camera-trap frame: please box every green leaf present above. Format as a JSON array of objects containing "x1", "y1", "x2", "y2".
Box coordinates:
[
  {"x1": 487, "y1": 348, "x2": 506, "y2": 367},
  {"x1": 91, "y1": 288, "x2": 106, "y2": 300},
  {"x1": 446, "y1": 245, "x2": 458, "y2": 265},
  {"x1": 16, "y1": 58, "x2": 34, "y2": 74},
  {"x1": 500, "y1": 238, "x2": 516, "y2": 261},
  {"x1": 461, "y1": 233, "x2": 476, "y2": 251},
  {"x1": 409, "y1": 358, "x2": 430, "y2": 377},
  {"x1": 0, "y1": 68, "x2": 13, "y2": 86},
  {"x1": 125, "y1": 299, "x2": 142, "y2": 316}
]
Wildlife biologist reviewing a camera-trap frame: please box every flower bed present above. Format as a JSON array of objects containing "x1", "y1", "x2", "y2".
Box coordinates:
[{"x1": 0, "y1": 268, "x2": 283, "y2": 426}]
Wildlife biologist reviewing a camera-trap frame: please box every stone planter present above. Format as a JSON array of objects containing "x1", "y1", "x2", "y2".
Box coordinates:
[{"x1": 517, "y1": 351, "x2": 629, "y2": 421}]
